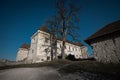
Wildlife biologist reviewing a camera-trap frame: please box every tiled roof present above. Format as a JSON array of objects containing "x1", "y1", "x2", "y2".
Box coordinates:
[
  {"x1": 39, "y1": 25, "x2": 50, "y2": 33},
  {"x1": 38, "y1": 25, "x2": 83, "y2": 46},
  {"x1": 85, "y1": 20, "x2": 120, "y2": 43},
  {"x1": 20, "y1": 43, "x2": 30, "y2": 49},
  {"x1": 73, "y1": 42, "x2": 84, "y2": 46},
  {"x1": 57, "y1": 38, "x2": 83, "y2": 46}
]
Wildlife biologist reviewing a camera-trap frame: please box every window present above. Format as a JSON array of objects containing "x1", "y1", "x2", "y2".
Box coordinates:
[
  {"x1": 76, "y1": 48, "x2": 77, "y2": 51},
  {"x1": 60, "y1": 44, "x2": 62, "y2": 48},
  {"x1": 47, "y1": 56, "x2": 50, "y2": 60},
  {"x1": 69, "y1": 46, "x2": 70, "y2": 50},
  {"x1": 41, "y1": 59, "x2": 44, "y2": 61},
  {"x1": 65, "y1": 45, "x2": 66, "y2": 49},
  {"x1": 45, "y1": 37, "x2": 49, "y2": 43},
  {"x1": 32, "y1": 49, "x2": 34, "y2": 53},
  {"x1": 45, "y1": 48, "x2": 48, "y2": 53},
  {"x1": 76, "y1": 55, "x2": 78, "y2": 57},
  {"x1": 34, "y1": 38, "x2": 35, "y2": 41}
]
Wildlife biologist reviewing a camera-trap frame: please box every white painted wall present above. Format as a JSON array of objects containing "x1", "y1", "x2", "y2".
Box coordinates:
[
  {"x1": 35, "y1": 30, "x2": 51, "y2": 62},
  {"x1": 25, "y1": 30, "x2": 88, "y2": 63},
  {"x1": 81, "y1": 46, "x2": 88, "y2": 59},
  {"x1": 16, "y1": 48, "x2": 29, "y2": 61}
]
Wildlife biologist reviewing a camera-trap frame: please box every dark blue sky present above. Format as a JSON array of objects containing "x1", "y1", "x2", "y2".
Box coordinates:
[{"x1": 0, "y1": 0, "x2": 120, "y2": 60}]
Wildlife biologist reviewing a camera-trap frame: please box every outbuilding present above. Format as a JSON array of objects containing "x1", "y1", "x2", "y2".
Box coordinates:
[{"x1": 85, "y1": 20, "x2": 120, "y2": 63}]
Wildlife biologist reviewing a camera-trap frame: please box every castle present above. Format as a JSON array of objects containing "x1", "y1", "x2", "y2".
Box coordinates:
[{"x1": 16, "y1": 25, "x2": 88, "y2": 63}]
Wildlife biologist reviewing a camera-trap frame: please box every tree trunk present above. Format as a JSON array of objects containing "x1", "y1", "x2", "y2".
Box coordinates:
[
  {"x1": 61, "y1": 40, "x2": 66, "y2": 59},
  {"x1": 54, "y1": 39, "x2": 58, "y2": 59},
  {"x1": 61, "y1": 19, "x2": 66, "y2": 59},
  {"x1": 50, "y1": 34, "x2": 54, "y2": 61}
]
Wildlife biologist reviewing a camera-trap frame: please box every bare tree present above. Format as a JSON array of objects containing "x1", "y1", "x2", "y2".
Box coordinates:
[
  {"x1": 55, "y1": 0, "x2": 80, "y2": 59},
  {"x1": 45, "y1": 0, "x2": 80, "y2": 60},
  {"x1": 46, "y1": 15, "x2": 60, "y2": 60}
]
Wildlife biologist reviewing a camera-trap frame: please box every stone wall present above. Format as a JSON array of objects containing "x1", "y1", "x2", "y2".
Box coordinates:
[
  {"x1": 27, "y1": 31, "x2": 38, "y2": 63},
  {"x1": 26, "y1": 30, "x2": 51, "y2": 63},
  {"x1": 90, "y1": 34, "x2": 120, "y2": 63},
  {"x1": 114, "y1": 36, "x2": 120, "y2": 61},
  {"x1": 16, "y1": 48, "x2": 29, "y2": 61},
  {"x1": 36, "y1": 30, "x2": 51, "y2": 62},
  {"x1": 26, "y1": 30, "x2": 88, "y2": 63},
  {"x1": 81, "y1": 46, "x2": 88, "y2": 59},
  {"x1": 64, "y1": 42, "x2": 83, "y2": 59}
]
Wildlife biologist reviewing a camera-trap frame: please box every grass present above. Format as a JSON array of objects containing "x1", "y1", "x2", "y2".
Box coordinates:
[
  {"x1": 0, "y1": 59, "x2": 72, "y2": 70},
  {"x1": 0, "y1": 60, "x2": 120, "y2": 76},
  {"x1": 58, "y1": 60, "x2": 120, "y2": 76}
]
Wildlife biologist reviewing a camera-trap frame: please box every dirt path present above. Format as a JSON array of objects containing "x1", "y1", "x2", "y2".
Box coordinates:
[
  {"x1": 0, "y1": 67, "x2": 116, "y2": 80},
  {"x1": 0, "y1": 67, "x2": 60, "y2": 80}
]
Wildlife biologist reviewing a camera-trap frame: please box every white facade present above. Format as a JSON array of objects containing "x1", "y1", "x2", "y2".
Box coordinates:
[
  {"x1": 27, "y1": 30, "x2": 51, "y2": 63},
  {"x1": 16, "y1": 48, "x2": 29, "y2": 61},
  {"x1": 16, "y1": 26, "x2": 88, "y2": 63}
]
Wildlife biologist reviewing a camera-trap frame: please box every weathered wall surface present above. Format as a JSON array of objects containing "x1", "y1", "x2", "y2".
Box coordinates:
[
  {"x1": 64, "y1": 42, "x2": 83, "y2": 59},
  {"x1": 16, "y1": 48, "x2": 29, "y2": 61},
  {"x1": 36, "y1": 30, "x2": 51, "y2": 62},
  {"x1": 27, "y1": 30, "x2": 50, "y2": 63},
  {"x1": 27, "y1": 32, "x2": 38, "y2": 63},
  {"x1": 25, "y1": 30, "x2": 88, "y2": 63},
  {"x1": 91, "y1": 35, "x2": 120, "y2": 63},
  {"x1": 114, "y1": 36, "x2": 120, "y2": 61},
  {"x1": 56, "y1": 40, "x2": 87, "y2": 59},
  {"x1": 81, "y1": 46, "x2": 88, "y2": 59}
]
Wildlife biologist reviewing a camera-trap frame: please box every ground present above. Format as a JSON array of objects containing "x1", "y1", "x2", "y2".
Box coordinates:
[
  {"x1": 0, "y1": 67, "x2": 117, "y2": 80},
  {"x1": 0, "y1": 67, "x2": 59, "y2": 80},
  {"x1": 0, "y1": 60, "x2": 120, "y2": 80}
]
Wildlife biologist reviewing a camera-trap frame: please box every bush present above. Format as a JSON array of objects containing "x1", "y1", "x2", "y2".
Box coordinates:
[{"x1": 66, "y1": 54, "x2": 76, "y2": 61}]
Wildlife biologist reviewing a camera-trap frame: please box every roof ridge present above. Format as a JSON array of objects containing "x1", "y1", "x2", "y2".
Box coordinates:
[
  {"x1": 85, "y1": 20, "x2": 120, "y2": 43},
  {"x1": 57, "y1": 38, "x2": 83, "y2": 46},
  {"x1": 20, "y1": 43, "x2": 30, "y2": 49},
  {"x1": 39, "y1": 24, "x2": 50, "y2": 33}
]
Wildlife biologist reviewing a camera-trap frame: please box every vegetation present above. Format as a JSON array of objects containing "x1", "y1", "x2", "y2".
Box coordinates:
[
  {"x1": 46, "y1": 0, "x2": 81, "y2": 60},
  {"x1": 55, "y1": 0, "x2": 80, "y2": 59},
  {"x1": 58, "y1": 60, "x2": 120, "y2": 75}
]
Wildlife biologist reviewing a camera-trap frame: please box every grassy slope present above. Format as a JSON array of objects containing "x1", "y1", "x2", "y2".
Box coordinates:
[
  {"x1": 0, "y1": 60, "x2": 72, "y2": 70},
  {"x1": 58, "y1": 60, "x2": 120, "y2": 75},
  {"x1": 0, "y1": 60, "x2": 120, "y2": 76}
]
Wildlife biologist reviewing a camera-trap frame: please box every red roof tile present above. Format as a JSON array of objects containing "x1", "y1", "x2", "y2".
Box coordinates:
[
  {"x1": 20, "y1": 43, "x2": 30, "y2": 49},
  {"x1": 57, "y1": 38, "x2": 83, "y2": 46},
  {"x1": 39, "y1": 25, "x2": 50, "y2": 33}
]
